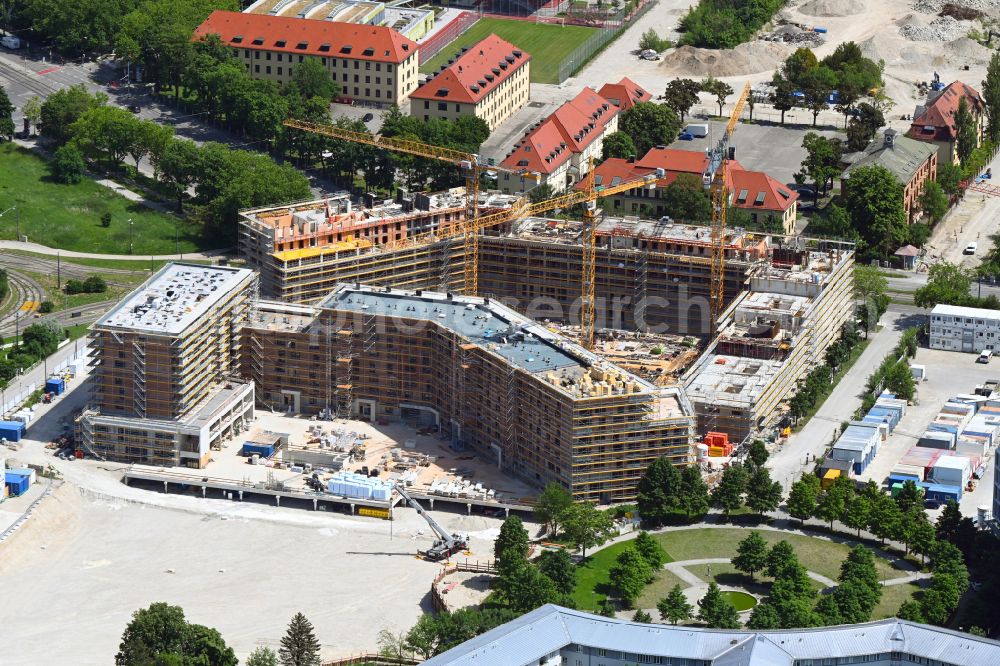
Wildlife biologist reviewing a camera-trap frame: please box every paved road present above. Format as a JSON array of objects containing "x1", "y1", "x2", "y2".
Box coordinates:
[
  {"x1": 0, "y1": 240, "x2": 225, "y2": 261},
  {"x1": 766, "y1": 307, "x2": 920, "y2": 488}
]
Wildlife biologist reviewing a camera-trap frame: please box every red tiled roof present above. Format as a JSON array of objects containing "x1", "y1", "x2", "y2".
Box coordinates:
[
  {"x1": 193, "y1": 10, "x2": 416, "y2": 64},
  {"x1": 500, "y1": 87, "x2": 618, "y2": 174},
  {"x1": 728, "y1": 168, "x2": 798, "y2": 212},
  {"x1": 907, "y1": 80, "x2": 984, "y2": 144},
  {"x1": 597, "y1": 77, "x2": 651, "y2": 111},
  {"x1": 411, "y1": 34, "x2": 529, "y2": 104},
  {"x1": 635, "y1": 148, "x2": 708, "y2": 174}
]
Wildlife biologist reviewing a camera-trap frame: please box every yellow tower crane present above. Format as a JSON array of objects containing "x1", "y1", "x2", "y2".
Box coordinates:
[
  {"x1": 707, "y1": 82, "x2": 751, "y2": 335},
  {"x1": 283, "y1": 119, "x2": 540, "y2": 296}
]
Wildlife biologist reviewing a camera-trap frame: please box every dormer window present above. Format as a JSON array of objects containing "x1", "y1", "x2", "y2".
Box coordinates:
[{"x1": 275, "y1": 40, "x2": 287, "y2": 48}]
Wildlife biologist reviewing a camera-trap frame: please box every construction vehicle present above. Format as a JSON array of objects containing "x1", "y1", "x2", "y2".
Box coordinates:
[{"x1": 394, "y1": 483, "x2": 468, "y2": 561}]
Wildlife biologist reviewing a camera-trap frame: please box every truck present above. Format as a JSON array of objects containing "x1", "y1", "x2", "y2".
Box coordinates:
[
  {"x1": 395, "y1": 483, "x2": 468, "y2": 561},
  {"x1": 1, "y1": 34, "x2": 21, "y2": 50},
  {"x1": 683, "y1": 124, "x2": 709, "y2": 138}
]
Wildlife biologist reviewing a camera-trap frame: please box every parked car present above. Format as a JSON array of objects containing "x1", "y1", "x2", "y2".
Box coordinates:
[
  {"x1": 128, "y1": 103, "x2": 141, "y2": 114},
  {"x1": 978, "y1": 349, "x2": 993, "y2": 364},
  {"x1": 363, "y1": 112, "x2": 374, "y2": 122},
  {"x1": 965, "y1": 242, "x2": 979, "y2": 255}
]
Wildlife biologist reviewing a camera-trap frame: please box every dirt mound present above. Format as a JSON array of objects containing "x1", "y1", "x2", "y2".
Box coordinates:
[
  {"x1": 797, "y1": 0, "x2": 865, "y2": 17},
  {"x1": 946, "y1": 35, "x2": 993, "y2": 60},
  {"x1": 660, "y1": 42, "x2": 790, "y2": 77}
]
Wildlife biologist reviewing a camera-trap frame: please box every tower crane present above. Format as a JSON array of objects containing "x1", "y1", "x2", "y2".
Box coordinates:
[
  {"x1": 283, "y1": 119, "x2": 663, "y2": 314},
  {"x1": 283, "y1": 119, "x2": 540, "y2": 297},
  {"x1": 394, "y1": 483, "x2": 469, "y2": 561},
  {"x1": 705, "y1": 82, "x2": 751, "y2": 335}
]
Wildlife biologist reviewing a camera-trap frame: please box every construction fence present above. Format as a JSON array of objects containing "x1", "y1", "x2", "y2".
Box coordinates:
[
  {"x1": 1, "y1": 343, "x2": 89, "y2": 417},
  {"x1": 418, "y1": 11, "x2": 479, "y2": 66},
  {"x1": 555, "y1": 0, "x2": 654, "y2": 83}
]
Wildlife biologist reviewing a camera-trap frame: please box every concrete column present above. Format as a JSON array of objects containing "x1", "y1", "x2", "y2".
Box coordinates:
[
  {"x1": 350, "y1": 503, "x2": 355, "y2": 515},
  {"x1": 238, "y1": 490, "x2": 243, "y2": 501},
  {"x1": 163, "y1": 481, "x2": 168, "y2": 492},
  {"x1": 467, "y1": 503, "x2": 472, "y2": 515},
  {"x1": 275, "y1": 496, "x2": 281, "y2": 507},
  {"x1": 429, "y1": 498, "x2": 434, "y2": 510},
  {"x1": 201, "y1": 487, "x2": 206, "y2": 498},
  {"x1": 505, "y1": 507, "x2": 510, "y2": 517},
  {"x1": 313, "y1": 498, "x2": 318, "y2": 510}
]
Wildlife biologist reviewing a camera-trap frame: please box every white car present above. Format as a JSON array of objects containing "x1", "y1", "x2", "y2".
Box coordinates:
[{"x1": 964, "y1": 242, "x2": 978, "y2": 255}]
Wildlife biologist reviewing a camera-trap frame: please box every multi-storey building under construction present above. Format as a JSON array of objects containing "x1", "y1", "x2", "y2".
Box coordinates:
[
  {"x1": 77, "y1": 264, "x2": 258, "y2": 467},
  {"x1": 241, "y1": 285, "x2": 695, "y2": 502}
]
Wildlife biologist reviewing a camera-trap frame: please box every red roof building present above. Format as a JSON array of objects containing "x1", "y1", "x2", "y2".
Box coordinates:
[
  {"x1": 582, "y1": 148, "x2": 798, "y2": 233},
  {"x1": 410, "y1": 34, "x2": 530, "y2": 132},
  {"x1": 193, "y1": 10, "x2": 420, "y2": 106},
  {"x1": 498, "y1": 87, "x2": 619, "y2": 193},
  {"x1": 907, "y1": 80, "x2": 985, "y2": 165},
  {"x1": 597, "y1": 77, "x2": 651, "y2": 111}
]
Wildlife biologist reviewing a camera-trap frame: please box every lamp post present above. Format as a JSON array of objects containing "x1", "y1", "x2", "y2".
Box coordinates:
[{"x1": 128, "y1": 218, "x2": 134, "y2": 255}]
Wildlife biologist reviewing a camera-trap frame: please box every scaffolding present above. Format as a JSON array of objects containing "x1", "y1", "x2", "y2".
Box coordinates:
[{"x1": 335, "y1": 329, "x2": 354, "y2": 419}]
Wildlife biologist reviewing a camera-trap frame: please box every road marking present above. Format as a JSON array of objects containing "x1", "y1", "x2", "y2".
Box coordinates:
[{"x1": 37, "y1": 66, "x2": 61, "y2": 75}]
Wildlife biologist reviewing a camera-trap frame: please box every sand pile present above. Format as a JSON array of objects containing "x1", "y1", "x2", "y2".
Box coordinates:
[
  {"x1": 946, "y1": 35, "x2": 993, "y2": 60},
  {"x1": 660, "y1": 41, "x2": 790, "y2": 77},
  {"x1": 912, "y1": 0, "x2": 1000, "y2": 12},
  {"x1": 898, "y1": 14, "x2": 969, "y2": 41},
  {"x1": 797, "y1": 0, "x2": 865, "y2": 17}
]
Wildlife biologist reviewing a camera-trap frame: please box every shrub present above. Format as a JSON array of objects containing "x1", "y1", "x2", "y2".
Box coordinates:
[
  {"x1": 83, "y1": 276, "x2": 107, "y2": 293},
  {"x1": 50, "y1": 143, "x2": 85, "y2": 184},
  {"x1": 101, "y1": 212, "x2": 112, "y2": 228},
  {"x1": 38, "y1": 301, "x2": 54, "y2": 313}
]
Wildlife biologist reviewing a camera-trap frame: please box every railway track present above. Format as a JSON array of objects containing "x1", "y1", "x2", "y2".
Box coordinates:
[
  {"x1": 0, "y1": 59, "x2": 58, "y2": 98},
  {"x1": 0, "y1": 253, "x2": 146, "y2": 287},
  {"x1": 0, "y1": 269, "x2": 45, "y2": 332},
  {"x1": 0, "y1": 300, "x2": 115, "y2": 338}
]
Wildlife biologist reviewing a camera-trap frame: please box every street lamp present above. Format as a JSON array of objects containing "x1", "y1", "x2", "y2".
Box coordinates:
[
  {"x1": 128, "y1": 218, "x2": 134, "y2": 254},
  {"x1": 0, "y1": 206, "x2": 19, "y2": 241}
]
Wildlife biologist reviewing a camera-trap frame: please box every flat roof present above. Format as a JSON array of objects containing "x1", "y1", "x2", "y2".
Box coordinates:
[
  {"x1": 685, "y1": 354, "x2": 783, "y2": 406},
  {"x1": 96, "y1": 263, "x2": 254, "y2": 336},
  {"x1": 931, "y1": 303, "x2": 1000, "y2": 320}
]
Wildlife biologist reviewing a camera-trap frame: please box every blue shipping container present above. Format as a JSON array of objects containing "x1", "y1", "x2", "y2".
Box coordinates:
[
  {"x1": 242, "y1": 443, "x2": 275, "y2": 457},
  {"x1": 0, "y1": 420, "x2": 24, "y2": 442},
  {"x1": 45, "y1": 377, "x2": 65, "y2": 396},
  {"x1": 5, "y1": 472, "x2": 30, "y2": 497}
]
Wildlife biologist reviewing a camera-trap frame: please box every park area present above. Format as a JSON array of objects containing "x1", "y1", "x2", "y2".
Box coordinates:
[
  {"x1": 0, "y1": 144, "x2": 207, "y2": 255},
  {"x1": 419, "y1": 18, "x2": 597, "y2": 84},
  {"x1": 572, "y1": 527, "x2": 922, "y2": 621}
]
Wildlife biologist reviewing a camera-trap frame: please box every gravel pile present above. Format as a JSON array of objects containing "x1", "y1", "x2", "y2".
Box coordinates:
[
  {"x1": 899, "y1": 15, "x2": 970, "y2": 40},
  {"x1": 912, "y1": 0, "x2": 1000, "y2": 13}
]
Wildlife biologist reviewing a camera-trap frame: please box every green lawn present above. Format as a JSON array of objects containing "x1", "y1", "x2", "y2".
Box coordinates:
[
  {"x1": 652, "y1": 529, "x2": 904, "y2": 582},
  {"x1": 20, "y1": 268, "x2": 147, "y2": 313},
  {"x1": 420, "y1": 18, "x2": 597, "y2": 84},
  {"x1": 571, "y1": 540, "x2": 675, "y2": 610},
  {"x1": 872, "y1": 582, "x2": 923, "y2": 619},
  {"x1": 0, "y1": 144, "x2": 209, "y2": 255},
  {"x1": 2, "y1": 249, "x2": 212, "y2": 272}
]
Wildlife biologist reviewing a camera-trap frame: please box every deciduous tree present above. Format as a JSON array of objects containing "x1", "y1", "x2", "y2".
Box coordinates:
[
  {"x1": 662, "y1": 78, "x2": 701, "y2": 122},
  {"x1": 601, "y1": 131, "x2": 636, "y2": 160},
  {"x1": 786, "y1": 475, "x2": 819, "y2": 525},
  {"x1": 698, "y1": 582, "x2": 741, "y2": 629},
  {"x1": 620, "y1": 102, "x2": 681, "y2": 157},
  {"x1": 746, "y1": 465, "x2": 782, "y2": 517},
  {"x1": 562, "y1": 501, "x2": 614, "y2": 558},
  {"x1": 732, "y1": 531, "x2": 769, "y2": 581},
  {"x1": 712, "y1": 463, "x2": 748, "y2": 518},
  {"x1": 537, "y1": 548, "x2": 577, "y2": 595},
  {"x1": 956, "y1": 96, "x2": 978, "y2": 166},
  {"x1": 609, "y1": 546, "x2": 653, "y2": 608}
]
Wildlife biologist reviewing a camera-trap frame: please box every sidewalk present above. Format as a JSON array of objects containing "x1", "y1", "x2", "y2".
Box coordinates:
[{"x1": 0, "y1": 240, "x2": 227, "y2": 261}]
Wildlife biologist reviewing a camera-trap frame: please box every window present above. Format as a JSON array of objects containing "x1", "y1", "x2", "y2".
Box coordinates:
[
  {"x1": 266, "y1": 66, "x2": 271, "y2": 74},
  {"x1": 266, "y1": 52, "x2": 272, "y2": 61},
  {"x1": 277, "y1": 66, "x2": 282, "y2": 75},
  {"x1": 299, "y1": 55, "x2": 304, "y2": 63},
  {"x1": 438, "y1": 102, "x2": 447, "y2": 111},
  {"x1": 277, "y1": 53, "x2": 283, "y2": 62},
  {"x1": 424, "y1": 101, "x2": 429, "y2": 109},
  {"x1": 255, "y1": 64, "x2": 260, "y2": 73}
]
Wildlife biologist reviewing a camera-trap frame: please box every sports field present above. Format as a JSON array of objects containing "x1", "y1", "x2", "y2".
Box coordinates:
[{"x1": 420, "y1": 18, "x2": 597, "y2": 84}]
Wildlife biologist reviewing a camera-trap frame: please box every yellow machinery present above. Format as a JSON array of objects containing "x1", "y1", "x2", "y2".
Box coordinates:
[
  {"x1": 707, "y1": 82, "x2": 751, "y2": 335},
  {"x1": 283, "y1": 118, "x2": 663, "y2": 351}
]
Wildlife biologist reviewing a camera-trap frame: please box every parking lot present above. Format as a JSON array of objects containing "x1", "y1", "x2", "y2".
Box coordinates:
[{"x1": 855, "y1": 347, "x2": 999, "y2": 518}]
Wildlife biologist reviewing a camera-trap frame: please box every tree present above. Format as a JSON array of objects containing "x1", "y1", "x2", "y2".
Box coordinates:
[
  {"x1": 662, "y1": 79, "x2": 701, "y2": 122},
  {"x1": 639, "y1": 28, "x2": 671, "y2": 52},
  {"x1": 922, "y1": 574, "x2": 960, "y2": 625},
  {"x1": 914, "y1": 261, "x2": 973, "y2": 308},
  {"x1": 746, "y1": 601, "x2": 782, "y2": 629},
  {"x1": 527, "y1": 183, "x2": 556, "y2": 204},
  {"x1": 678, "y1": 464, "x2": 710, "y2": 520},
  {"x1": 770, "y1": 75, "x2": 798, "y2": 126},
  {"x1": 745, "y1": 465, "x2": 782, "y2": 517},
  {"x1": 883, "y1": 361, "x2": 915, "y2": 401},
  {"x1": 732, "y1": 531, "x2": 769, "y2": 581},
  {"x1": 920, "y1": 181, "x2": 949, "y2": 225},
  {"x1": 712, "y1": 463, "x2": 747, "y2": 518},
  {"x1": 562, "y1": 501, "x2": 614, "y2": 557},
  {"x1": 620, "y1": 102, "x2": 681, "y2": 157},
  {"x1": 50, "y1": 143, "x2": 86, "y2": 184},
  {"x1": 815, "y1": 477, "x2": 852, "y2": 529},
  {"x1": 842, "y1": 494, "x2": 871, "y2": 537},
  {"x1": 657, "y1": 584, "x2": 693, "y2": 625},
  {"x1": 39, "y1": 84, "x2": 106, "y2": 145},
  {"x1": 797, "y1": 132, "x2": 843, "y2": 203},
  {"x1": 766, "y1": 540, "x2": 798, "y2": 578},
  {"x1": 601, "y1": 131, "x2": 636, "y2": 160},
  {"x1": 494, "y1": 515, "x2": 530, "y2": 577},
  {"x1": 185, "y1": 624, "x2": 238, "y2": 666},
  {"x1": 747, "y1": 440, "x2": 769, "y2": 468},
  {"x1": 698, "y1": 582, "x2": 741, "y2": 629},
  {"x1": 128, "y1": 120, "x2": 174, "y2": 172},
  {"x1": 598, "y1": 598, "x2": 617, "y2": 617},
  {"x1": 0, "y1": 84, "x2": 14, "y2": 141},
  {"x1": 496, "y1": 559, "x2": 561, "y2": 612},
  {"x1": 279, "y1": 613, "x2": 321, "y2": 666},
  {"x1": 292, "y1": 57, "x2": 339, "y2": 102},
  {"x1": 247, "y1": 647, "x2": 279, "y2": 666},
  {"x1": 632, "y1": 608, "x2": 653, "y2": 623},
  {"x1": 700, "y1": 77, "x2": 733, "y2": 117},
  {"x1": 787, "y1": 475, "x2": 819, "y2": 525},
  {"x1": 801, "y1": 66, "x2": 838, "y2": 127},
  {"x1": 867, "y1": 493, "x2": 901, "y2": 545},
  {"x1": 158, "y1": 138, "x2": 201, "y2": 213},
  {"x1": 782, "y1": 47, "x2": 818, "y2": 85},
  {"x1": 637, "y1": 456, "x2": 682, "y2": 525},
  {"x1": 897, "y1": 599, "x2": 924, "y2": 622},
  {"x1": 984, "y1": 52, "x2": 1000, "y2": 144},
  {"x1": 609, "y1": 546, "x2": 653, "y2": 607},
  {"x1": 403, "y1": 613, "x2": 442, "y2": 659},
  {"x1": 116, "y1": 603, "x2": 190, "y2": 666},
  {"x1": 70, "y1": 105, "x2": 138, "y2": 167},
  {"x1": 537, "y1": 549, "x2": 576, "y2": 595},
  {"x1": 534, "y1": 482, "x2": 573, "y2": 536},
  {"x1": 22, "y1": 95, "x2": 43, "y2": 136},
  {"x1": 908, "y1": 510, "x2": 936, "y2": 564},
  {"x1": 936, "y1": 161, "x2": 963, "y2": 196},
  {"x1": 21, "y1": 322, "x2": 64, "y2": 358},
  {"x1": 956, "y1": 96, "x2": 978, "y2": 167},
  {"x1": 843, "y1": 165, "x2": 908, "y2": 258},
  {"x1": 634, "y1": 531, "x2": 667, "y2": 569},
  {"x1": 838, "y1": 545, "x2": 882, "y2": 615},
  {"x1": 661, "y1": 173, "x2": 711, "y2": 222}
]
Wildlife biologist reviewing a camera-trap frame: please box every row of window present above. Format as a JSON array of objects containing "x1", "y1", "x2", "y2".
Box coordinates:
[{"x1": 242, "y1": 49, "x2": 396, "y2": 73}]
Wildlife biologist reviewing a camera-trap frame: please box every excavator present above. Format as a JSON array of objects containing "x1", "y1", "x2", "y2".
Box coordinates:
[{"x1": 394, "y1": 483, "x2": 469, "y2": 561}]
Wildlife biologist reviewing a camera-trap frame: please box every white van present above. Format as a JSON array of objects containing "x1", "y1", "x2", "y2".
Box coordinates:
[
  {"x1": 1, "y1": 35, "x2": 21, "y2": 50},
  {"x1": 965, "y1": 242, "x2": 978, "y2": 255},
  {"x1": 978, "y1": 349, "x2": 993, "y2": 364},
  {"x1": 684, "y1": 124, "x2": 709, "y2": 138}
]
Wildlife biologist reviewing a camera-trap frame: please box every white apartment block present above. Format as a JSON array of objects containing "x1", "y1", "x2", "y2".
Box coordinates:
[{"x1": 928, "y1": 303, "x2": 1000, "y2": 353}]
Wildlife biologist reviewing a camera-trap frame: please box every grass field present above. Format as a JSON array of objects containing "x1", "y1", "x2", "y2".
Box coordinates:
[
  {"x1": 420, "y1": 18, "x2": 597, "y2": 84},
  {"x1": 20, "y1": 269, "x2": 146, "y2": 313},
  {"x1": 2, "y1": 249, "x2": 211, "y2": 272},
  {"x1": 0, "y1": 144, "x2": 208, "y2": 255}
]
